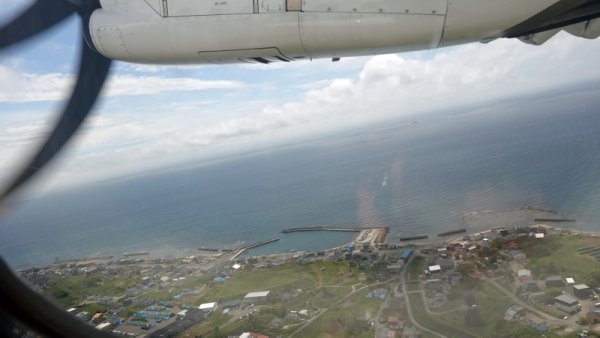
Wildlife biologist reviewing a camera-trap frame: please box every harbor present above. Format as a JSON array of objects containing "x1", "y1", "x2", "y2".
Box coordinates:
[{"x1": 281, "y1": 226, "x2": 389, "y2": 250}]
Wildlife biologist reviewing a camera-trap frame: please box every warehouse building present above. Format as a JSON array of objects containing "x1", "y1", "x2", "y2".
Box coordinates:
[
  {"x1": 545, "y1": 276, "x2": 565, "y2": 288},
  {"x1": 554, "y1": 294, "x2": 580, "y2": 314},
  {"x1": 573, "y1": 284, "x2": 592, "y2": 299},
  {"x1": 243, "y1": 291, "x2": 270, "y2": 305},
  {"x1": 199, "y1": 302, "x2": 218, "y2": 313}
]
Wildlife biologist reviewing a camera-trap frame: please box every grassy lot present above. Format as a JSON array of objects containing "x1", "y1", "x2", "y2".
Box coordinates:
[
  {"x1": 414, "y1": 277, "x2": 560, "y2": 338},
  {"x1": 187, "y1": 286, "x2": 354, "y2": 338},
  {"x1": 407, "y1": 256, "x2": 425, "y2": 281},
  {"x1": 406, "y1": 280, "x2": 421, "y2": 292},
  {"x1": 434, "y1": 281, "x2": 513, "y2": 337},
  {"x1": 296, "y1": 287, "x2": 386, "y2": 338},
  {"x1": 309, "y1": 260, "x2": 355, "y2": 286},
  {"x1": 178, "y1": 311, "x2": 230, "y2": 337},
  {"x1": 181, "y1": 261, "x2": 359, "y2": 337},
  {"x1": 201, "y1": 265, "x2": 311, "y2": 301},
  {"x1": 517, "y1": 234, "x2": 600, "y2": 282},
  {"x1": 199, "y1": 261, "x2": 354, "y2": 302},
  {"x1": 45, "y1": 274, "x2": 138, "y2": 307},
  {"x1": 407, "y1": 292, "x2": 476, "y2": 338},
  {"x1": 293, "y1": 286, "x2": 352, "y2": 309}
]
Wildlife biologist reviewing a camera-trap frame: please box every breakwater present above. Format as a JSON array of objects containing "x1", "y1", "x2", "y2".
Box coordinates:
[
  {"x1": 230, "y1": 238, "x2": 280, "y2": 260},
  {"x1": 281, "y1": 226, "x2": 382, "y2": 233},
  {"x1": 123, "y1": 251, "x2": 149, "y2": 257},
  {"x1": 438, "y1": 228, "x2": 467, "y2": 237},
  {"x1": 198, "y1": 247, "x2": 233, "y2": 252},
  {"x1": 534, "y1": 218, "x2": 576, "y2": 222},
  {"x1": 399, "y1": 235, "x2": 428, "y2": 241}
]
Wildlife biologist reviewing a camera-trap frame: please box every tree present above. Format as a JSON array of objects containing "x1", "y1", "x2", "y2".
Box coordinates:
[
  {"x1": 209, "y1": 326, "x2": 219, "y2": 338},
  {"x1": 543, "y1": 288, "x2": 562, "y2": 304},
  {"x1": 464, "y1": 292, "x2": 476, "y2": 306},
  {"x1": 457, "y1": 262, "x2": 474, "y2": 274},
  {"x1": 465, "y1": 307, "x2": 485, "y2": 327},
  {"x1": 51, "y1": 288, "x2": 69, "y2": 299}
]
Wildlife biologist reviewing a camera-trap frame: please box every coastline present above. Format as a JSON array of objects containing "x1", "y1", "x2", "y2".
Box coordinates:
[{"x1": 9, "y1": 207, "x2": 590, "y2": 271}]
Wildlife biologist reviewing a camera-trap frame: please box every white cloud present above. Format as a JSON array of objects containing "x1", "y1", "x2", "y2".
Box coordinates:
[
  {"x1": 104, "y1": 75, "x2": 244, "y2": 96},
  {"x1": 263, "y1": 32, "x2": 600, "y2": 122},
  {"x1": 118, "y1": 63, "x2": 209, "y2": 73},
  {"x1": 0, "y1": 66, "x2": 245, "y2": 102},
  {"x1": 1, "y1": 32, "x2": 599, "y2": 191}
]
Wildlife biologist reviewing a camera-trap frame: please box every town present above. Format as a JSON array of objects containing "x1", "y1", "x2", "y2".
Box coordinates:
[{"x1": 18, "y1": 221, "x2": 600, "y2": 337}]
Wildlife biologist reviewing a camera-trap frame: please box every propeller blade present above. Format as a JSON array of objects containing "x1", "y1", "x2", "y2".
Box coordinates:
[
  {"x1": 0, "y1": 38, "x2": 112, "y2": 201},
  {"x1": 0, "y1": 0, "x2": 78, "y2": 49}
]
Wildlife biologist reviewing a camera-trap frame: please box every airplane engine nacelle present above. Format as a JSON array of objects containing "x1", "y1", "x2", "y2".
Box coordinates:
[{"x1": 88, "y1": 0, "x2": 558, "y2": 64}]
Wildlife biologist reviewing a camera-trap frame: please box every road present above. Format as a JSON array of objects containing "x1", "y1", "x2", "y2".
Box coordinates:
[
  {"x1": 374, "y1": 286, "x2": 392, "y2": 334},
  {"x1": 401, "y1": 256, "x2": 447, "y2": 338},
  {"x1": 485, "y1": 277, "x2": 573, "y2": 327}
]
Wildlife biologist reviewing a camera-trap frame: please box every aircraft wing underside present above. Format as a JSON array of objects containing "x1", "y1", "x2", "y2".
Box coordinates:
[{"x1": 502, "y1": 0, "x2": 600, "y2": 45}]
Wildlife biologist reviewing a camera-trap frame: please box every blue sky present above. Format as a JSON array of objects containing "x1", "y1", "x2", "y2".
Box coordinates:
[{"x1": 1, "y1": 1, "x2": 600, "y2": 194}]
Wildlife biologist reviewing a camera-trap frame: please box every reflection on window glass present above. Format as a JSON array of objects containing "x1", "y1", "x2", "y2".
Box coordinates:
[{"x1": 1, "y1": 2, "x2": 600, "y2": 337}]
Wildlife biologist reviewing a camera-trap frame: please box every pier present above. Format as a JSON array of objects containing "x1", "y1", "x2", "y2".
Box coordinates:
[{"x1": 230, "y1": 238, "x2": 280, "y2": 261}]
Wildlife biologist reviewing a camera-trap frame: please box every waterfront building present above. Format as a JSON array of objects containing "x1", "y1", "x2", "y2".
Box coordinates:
[{"x1": 399, "y1": 249, "x2": 413, "y2": 262}]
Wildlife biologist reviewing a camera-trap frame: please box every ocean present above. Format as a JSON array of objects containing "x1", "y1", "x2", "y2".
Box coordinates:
[{"x1": 2, "y1": 83, "x2": 600, "y2": 268}]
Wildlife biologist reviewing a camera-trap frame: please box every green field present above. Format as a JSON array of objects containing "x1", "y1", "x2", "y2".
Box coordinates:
[
  {"x1": 198, "y1": 260, "x2": 355, "y2": 302},
  {"x1": 296, "y1": 287, "x2": 387, "y2": 338},
  {"x1": 407, "y1": 292, "x2": 476, "y2": 338},
  {"x1": 406, "y1": 256, "x2": 425, "y2": 281},
  {"x1": 516, "y1": 234, "x2": 600, "y2": 283},
  {"x1": 45, "y1": 274, "x2": 138, "y2": 307},
  {"x1": 181, "y1": 261, "x2": 361, "y2": 337}
]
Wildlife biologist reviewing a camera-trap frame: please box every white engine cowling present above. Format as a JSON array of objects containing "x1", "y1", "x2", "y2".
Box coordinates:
[{"x1": 88, "y1": 0, "x2": 558, "y2": 64}]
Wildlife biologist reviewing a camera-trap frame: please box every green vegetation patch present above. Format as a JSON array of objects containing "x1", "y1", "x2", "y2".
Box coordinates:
[
  {"x1": 517, "y1": 235, "x2": 600, "y2": 283},
  {"x1": 407, "y1": 292, "x2": 476, "y2": 338},
  {"x1": 200, "y1": 261, "x2": 353, "y2": 302},
  {"x1": 296, "y1": 287, "x2": 386, "y2": 338},
  {"x1": 45, "y1": 274, "x2": 138, "y2": 307},
  {"x1": 407, "y1": 256, "x2": 425, "y2": 281}
]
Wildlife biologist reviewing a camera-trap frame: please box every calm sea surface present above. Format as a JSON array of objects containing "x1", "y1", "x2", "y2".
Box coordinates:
[{"x1": 2, "y1": 85, "x2": 600, "y2": 267}]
